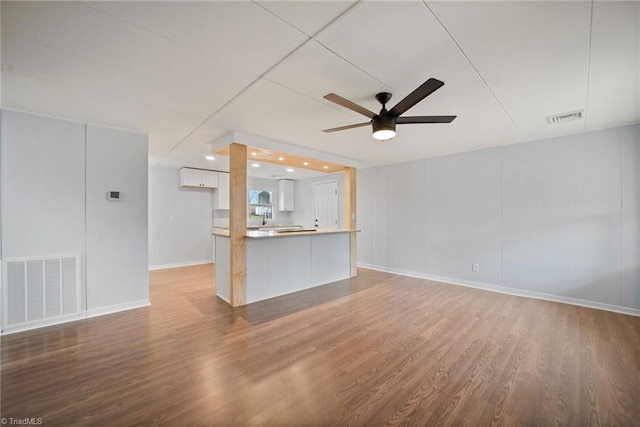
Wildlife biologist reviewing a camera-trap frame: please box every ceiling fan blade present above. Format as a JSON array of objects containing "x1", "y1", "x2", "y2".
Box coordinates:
[
  {"x1": 397, "y1": 115, "x2": 456, "y2": 124},
  {"x1": 322, "y1": 122, "x2": 371, "y2": 133},
  {"x1": 324, "y1": 93, "x2": 376, "y2": 119},
  {"x1": 388, "y1": 78, "x2": 445, "y2": 117}
]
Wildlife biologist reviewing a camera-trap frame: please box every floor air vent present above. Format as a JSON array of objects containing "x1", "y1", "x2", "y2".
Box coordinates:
[{"x1": 3, "y1": 255, "x2": 82, "y2": 330}]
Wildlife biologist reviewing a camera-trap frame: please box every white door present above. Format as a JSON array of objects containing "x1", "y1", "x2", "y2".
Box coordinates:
[{"x1": 314, "y1": 180, "x2": 338, "y2": 229}]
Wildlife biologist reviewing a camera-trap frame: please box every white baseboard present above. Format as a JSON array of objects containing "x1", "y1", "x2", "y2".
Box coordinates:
[
  {"x1": 2, "y1": 300, "x2": 151, "y2": 335},
  {"x1": 148, "y1": 260, "x2": 213, "y2": 271},
  {"x1": 1, "y1": 313, "x2": 86, "y2": 335},
  {"x1": 86, "y1": 299, "x2": 150, "y2": 318},
  {"x1": 358, "y1": 263, "x2": 640, "y2": 318}
]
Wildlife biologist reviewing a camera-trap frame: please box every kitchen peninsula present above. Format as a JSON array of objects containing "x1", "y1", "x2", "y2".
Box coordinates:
[
  {"x1": 214, "y1": 228, "x2": 354, "y2": 304},
  {"x1": 210, "y1": 135, "x2": 359, "y2": 307}
]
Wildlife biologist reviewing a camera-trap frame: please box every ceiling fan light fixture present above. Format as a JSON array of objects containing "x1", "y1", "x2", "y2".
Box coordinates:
[
  {"x1": 372, "y1": 115, "x2": 397, "y2": 141},
  {"x1": 372, "y1": 129, "x2": 396, "y2": 141}
]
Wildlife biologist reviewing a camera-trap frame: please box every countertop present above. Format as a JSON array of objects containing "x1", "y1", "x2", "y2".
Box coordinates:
[{"x1": 212, "y1": 228, "x2": 358, "y2": 238}]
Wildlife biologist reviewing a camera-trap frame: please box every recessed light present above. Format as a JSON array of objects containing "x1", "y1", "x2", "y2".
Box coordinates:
[
  {"x1": 251, "y1": 151, "x2": 257, "y2": 156},
  {"x1": 286, "y1": 168, "x2": 294, "y2": 173},
  {"x1": 323, "y1": 165, "x2": 329, "y2": 170},
  {"x1": 251, "y1": 163, "x2": 260, "y2": 168},
  {"x1": 303, "y1": 162, "x2": 309, "y2": 166},
  {"x1": 278, "y1": 157, "x2": 285, "y2": 161},
  {"x1": 205, "y1": 155, "x2": 216, "y2": 161}
]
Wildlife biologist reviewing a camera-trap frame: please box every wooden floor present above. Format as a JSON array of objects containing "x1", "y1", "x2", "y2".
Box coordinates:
[{"x1": 2, "y1": 264, "x2": 639, "y2": 426}]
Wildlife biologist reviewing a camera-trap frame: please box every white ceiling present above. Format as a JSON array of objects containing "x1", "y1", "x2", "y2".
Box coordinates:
[{"x1": 2, "y1": 1, "x2": 639, "y2": 172}]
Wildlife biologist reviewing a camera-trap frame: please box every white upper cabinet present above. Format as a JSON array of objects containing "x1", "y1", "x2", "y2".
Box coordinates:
[
  {"x1": 216, "y1": 172, "x2": 230, "y2": 210},
  {"x1": 180, "y1": 168, "x2": 218, "y2": 188},
  {"x1": 278, "y1": 179, "x2": 295, "y2": 211}
]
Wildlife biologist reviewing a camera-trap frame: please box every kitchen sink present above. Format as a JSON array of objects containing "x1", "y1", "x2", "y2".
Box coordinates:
[
  {"x1": 276, "y1": 228, "x2": 316, "y2": 233},
  {"x1": 247, "y1": 224, "x2": 304, "y2": 231}
]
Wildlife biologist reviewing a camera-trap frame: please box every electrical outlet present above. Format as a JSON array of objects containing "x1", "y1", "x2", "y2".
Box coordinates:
[
  {"x1": 169, "y1": 216, "x2": 174, "y2": 223},
  {"x1": 472, "y1": 263, "x2": 480, "y2": 272}
]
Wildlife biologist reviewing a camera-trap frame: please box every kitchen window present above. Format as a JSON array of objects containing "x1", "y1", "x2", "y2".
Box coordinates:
[{"x1": 248, "y1": 189, "x2": 273, "y2": 220}]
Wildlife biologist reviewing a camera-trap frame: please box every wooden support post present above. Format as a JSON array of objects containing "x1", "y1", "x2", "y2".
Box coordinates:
[
  {"x1": 229, "y1": 143, "x2": 247, "y2": 307},
  {"x1": 344, "y1": 167, "x2": 357, "y2": 277}
]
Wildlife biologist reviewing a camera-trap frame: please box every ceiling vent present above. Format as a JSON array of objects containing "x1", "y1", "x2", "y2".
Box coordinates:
[{"x1": 548, "y1": 110, "x2": 584, "y2": 124}]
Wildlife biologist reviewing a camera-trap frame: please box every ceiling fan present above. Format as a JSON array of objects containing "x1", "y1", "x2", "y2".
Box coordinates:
[{"x1": 323, "y1": 78, "x2": 456, "y2": 141}]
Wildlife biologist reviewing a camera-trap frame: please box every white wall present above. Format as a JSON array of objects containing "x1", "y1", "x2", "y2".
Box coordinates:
[
  {"x1": 1, "y1": 111, "x2": 88, "y2": 327},
  {"x1": 621, "y1": 126, "x2": 639, "y2": 309},
  {"x1": 1, "y1": 111, "x2": 86, "y2": 260},
  {"x1": 149, "y1": 166, "x2": 214, "y2": 268},
  {"x1": 358, "y1": 124, "x2": 640, "y2": 313},
  {"x1": 0, "y1": 110, "x2": 149, "y2": 331},
  {"x1": 86, "y1": 125, "x2": 149, "y2": 313},
  {"x1": 290, "y1": 171, "x2": 345, "y2": 229}
]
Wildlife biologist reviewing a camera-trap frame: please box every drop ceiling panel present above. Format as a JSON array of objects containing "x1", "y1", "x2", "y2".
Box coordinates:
[
  {"x1": 322, "y1": 125, "x2": 450, "y2": 166},
  {"x1": 176, "y1": 127, "x2": 228, "y2": 156},
  {"x1": 586, "y1": 1, "x2": 640, "y2": 130},
  {"x1": 427, "y1": 1, "x2": 592, "y2": 140},
  {"x1": 232, "y1": 78, "x2": 361, "y2": 130},
  {"x1": 315, "y1": 1, "x2": 521, "y2": 151},
  {"x1": 256, "y1": 1, "x2": 357, "y2": 37},
  {"x1": 156, "y1": 128, "x2": 228, "y2": 169},
  {"x1": 317, "y1": 2, "x2": 472, "y2": 97},
  {"x1": 2, "y1": 1, "x2": 257, "y2": 100},
  {"x1": 373, "y1": 120, "x2": 514, "y2": 162},
  {"x1": 84, "y1": 1, "x2": 309, "y2": 75},
  {"x1": 2, "y1": 71, "x2": 203, "y2": 158},
  {"x1": 2, "y1": 35, "x2": 225, "y2": 118},
  {"x1": 266, "y1": 40, "x2": 399, "y2": 115}
]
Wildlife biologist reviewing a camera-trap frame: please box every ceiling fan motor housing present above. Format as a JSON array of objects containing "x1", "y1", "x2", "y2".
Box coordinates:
[
  {"x1": 372, "y1": 114, "x2": 397, "y2": 140},
  {"x1": 373, "y1": 114, "x2": 396, "y2": 131}
]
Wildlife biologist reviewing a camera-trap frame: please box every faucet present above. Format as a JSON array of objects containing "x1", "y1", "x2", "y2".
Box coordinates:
[{"x1": 262, "y1": 212, "x2": 267, "y2": 226}]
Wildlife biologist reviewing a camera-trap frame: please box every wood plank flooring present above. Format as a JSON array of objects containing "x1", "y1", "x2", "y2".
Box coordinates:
[{"x1": 1, "y1": 264, "x2": 639, "y2": 426}]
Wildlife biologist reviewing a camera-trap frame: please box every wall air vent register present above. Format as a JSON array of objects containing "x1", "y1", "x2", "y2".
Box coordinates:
[
  {"x1": 2, "y1": 255, "x2": 82, "y2": 333},
  {"x1": 548, "y1": 110, "x2": 584, "y2": 124}
]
